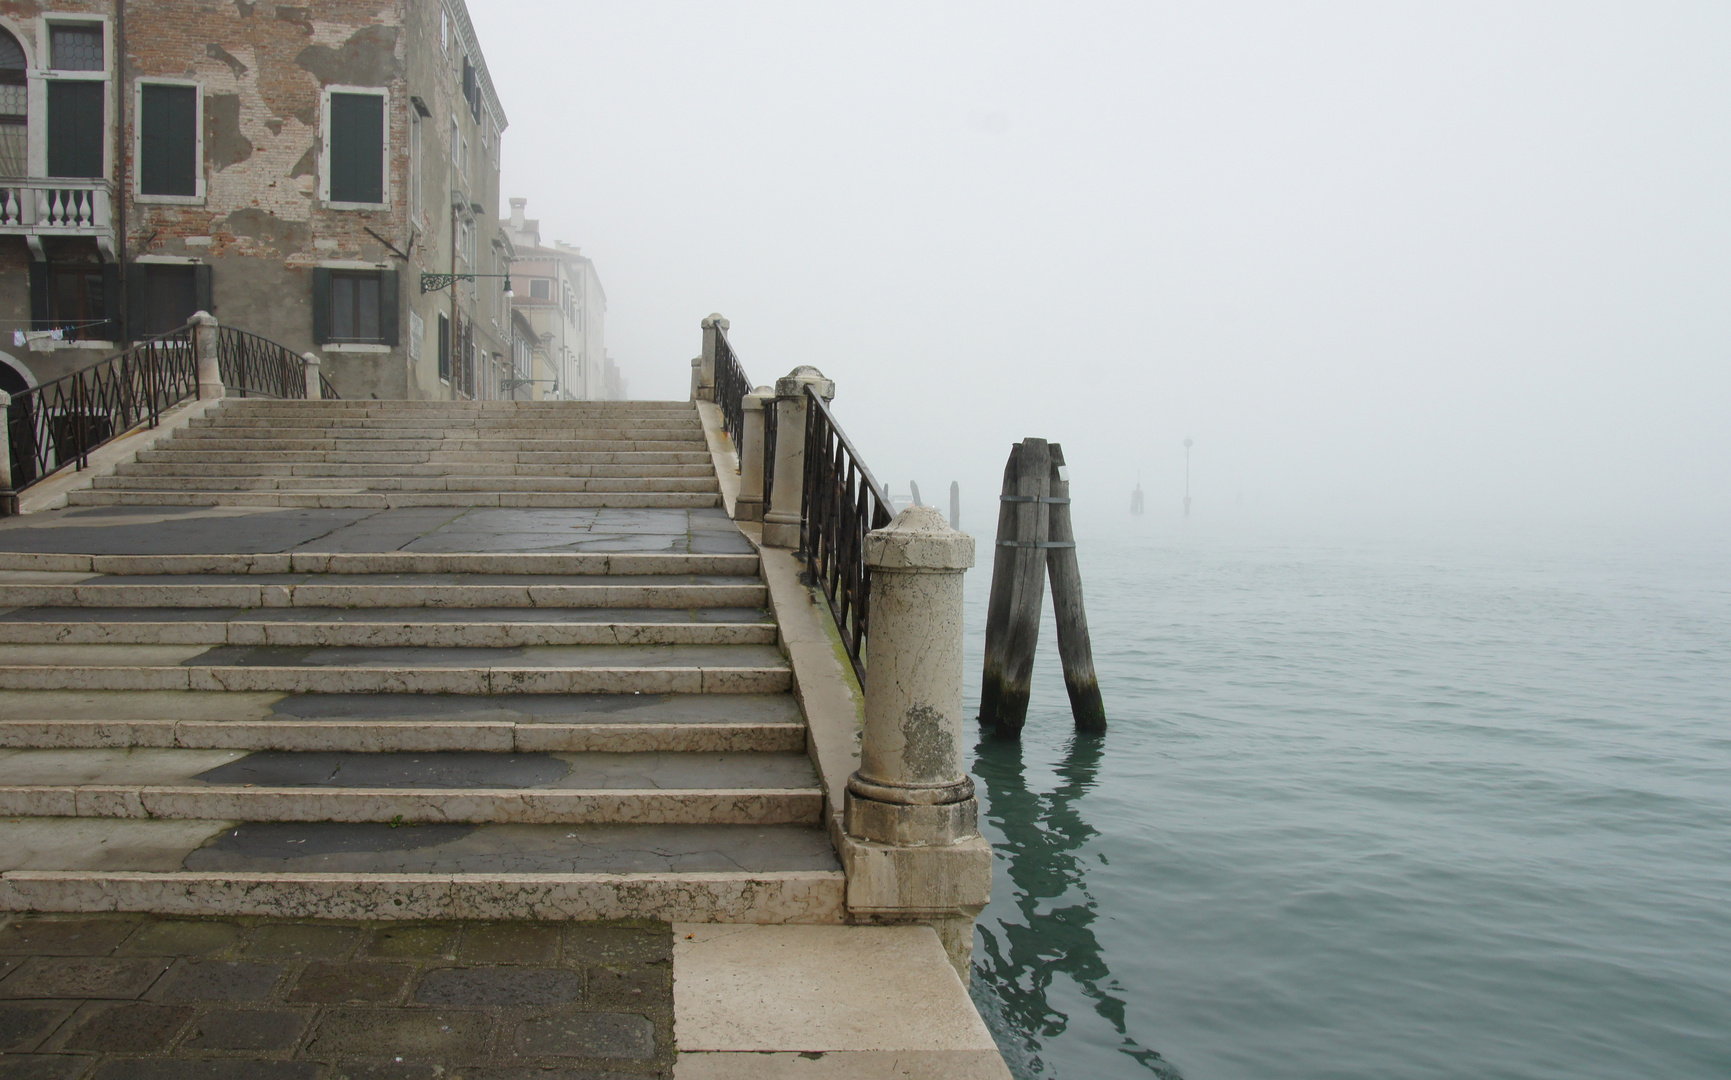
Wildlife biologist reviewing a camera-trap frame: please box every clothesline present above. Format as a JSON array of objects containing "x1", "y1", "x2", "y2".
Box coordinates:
[{"x1": 8, "y1": 321, "x2": 109, "y2": 347}]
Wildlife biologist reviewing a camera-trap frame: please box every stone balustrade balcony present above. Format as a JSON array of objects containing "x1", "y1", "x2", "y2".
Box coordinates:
[{"x1": 0, "y1": 177, "x2": 115, "y2": 259}]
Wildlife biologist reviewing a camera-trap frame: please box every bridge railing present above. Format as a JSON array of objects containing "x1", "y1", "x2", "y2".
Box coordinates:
[{"x1": 713, "y1": 325, "x2": 751, "y2": 454}]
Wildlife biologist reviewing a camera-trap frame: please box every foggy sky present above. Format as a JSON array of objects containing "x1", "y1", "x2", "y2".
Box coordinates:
[{"x1": 468, "y1": 1, "x2": 1731, "y2": 533}]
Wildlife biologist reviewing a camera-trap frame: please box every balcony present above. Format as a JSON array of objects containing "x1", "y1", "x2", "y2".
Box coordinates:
[{"x1": 0, "y1": 178, "x2": 114, "y2": 259}]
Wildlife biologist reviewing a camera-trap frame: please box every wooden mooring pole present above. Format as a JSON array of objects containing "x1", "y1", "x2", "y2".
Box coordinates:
[{"x1": 978, "y1": 437, "x2": 1106, "y2": 737}]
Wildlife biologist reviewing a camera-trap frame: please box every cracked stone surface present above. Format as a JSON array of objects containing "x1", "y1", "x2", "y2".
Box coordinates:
[{"x1": 0, "y1": 912, "x2": 674, "y2": 1076}]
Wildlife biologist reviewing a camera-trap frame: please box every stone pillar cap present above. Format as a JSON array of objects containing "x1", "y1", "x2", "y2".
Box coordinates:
[
  {"x1": 701, "y1": 313, "x2": 730, "y2": 330},
  {"x1": 0, "y1": 389, "x2": 10, "y2": 407},
  {"x1": 865, "y1": 505, "x2": 975, "y2": 571},
  {"x1": 301, "y1": 351, "x2": 321, "y2": 366},
  {"x1": 191, "y1": 311, "x2": 217, "y2": 326},
  {"x1": 742, "y1": 385, "x2": 774, "y2": 409},
  {"x1": 775, "y1": 365, "x2": 835, "y2": 401}
]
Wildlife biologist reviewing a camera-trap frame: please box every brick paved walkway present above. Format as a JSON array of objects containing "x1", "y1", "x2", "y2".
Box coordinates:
[{"x1": 0, "y1": 913, "x2": 672, "y2": 1079}]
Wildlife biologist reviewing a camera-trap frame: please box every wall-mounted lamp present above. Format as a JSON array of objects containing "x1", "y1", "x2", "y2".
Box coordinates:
[{"x1": 421, "y1": 272, "x2": 513, "y2": 297}]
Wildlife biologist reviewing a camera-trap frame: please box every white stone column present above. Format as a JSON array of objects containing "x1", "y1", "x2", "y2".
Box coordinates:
[
  {"x1": 192, "y1": 311, "x2": 223, "y2": 400},
  {"x1": 697, "y1": 313, "x2": 728, "y2": 402},
  {"x1": 0, "y1": 389, "x2": 16, "y2": 516},
  {"x1": 761, "y1": 365, "x2": 834, "y2": 549},
  {"x1": 689, "y1": 357, "x2": 702, "y2": 402},
  {"x1": 302, "y1": 352, "x2": 323, "y2": 400},
  {"x1": 734, "y1": 384, "x2": 772, "y2": 522},
  {"x1": 845, "y1": 506, "x2": 978, "y2": 847}
]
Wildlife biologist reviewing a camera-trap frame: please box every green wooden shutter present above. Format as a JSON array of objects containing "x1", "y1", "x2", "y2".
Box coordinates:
[
  {"x1": 140, "y1": 84, "x2": 197, "y2": 196},
  {"x1": 28, "y1": 262, "x2": 48, "y2": 328},
  {"x1": 329, "y1": 93, "x2": 384, "y2": 204},
  {"x1": 100, "y1": 263, "x2": 120, "y2": 340},
  {"x1": 311, "y1": 267, "x2": 331, "y2": 343},
  {"x1": 194, "y1": 264, "x2": 213, "y2": 315},
  {"x1": 125, "y1": 263, "x2": 148, "y2": 342},
  {"x1": 378, "y1": 270, "x2": 399, "y2": 347},
  {"x1": 47, "y1": 80, "x2": 103, "y2": 178}
]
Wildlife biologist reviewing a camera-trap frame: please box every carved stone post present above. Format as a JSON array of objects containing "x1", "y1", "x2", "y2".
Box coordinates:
[
  {"x1": 302, "y1": 352, "x2": 323, "y2": 401},
  {"x1": 689, "y1": 358, "x2": 702, "y2": 402},
  {"x1": 761, "y1": 366, "x2": 833, "y2": 548},
  {"x1": 845, "y1": 505, "x2": 978, "y2": 848},
  {"x1": 734, "y1": 385, "x2": 773, "y2": 522},
  {"x1": 697, "y1": 313, "x2": 727, "y2": 402},
  {"x1": 192, "y1": 311, "x2": 223, "y2": 400},
  {"x1": 0, "y1": 389, "x2": 17, "y2": 517}
]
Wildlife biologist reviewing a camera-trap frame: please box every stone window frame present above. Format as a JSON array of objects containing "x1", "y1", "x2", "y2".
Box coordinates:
[
  {"x1": 318, "y1": 84, "x2": 391, "y2": 211},
  {"x1": 30, "y1": 14, "x2": 113, "y2": 181},
  {"x1": 132, "y1": 76, "x2": 204, "y2": 205}
]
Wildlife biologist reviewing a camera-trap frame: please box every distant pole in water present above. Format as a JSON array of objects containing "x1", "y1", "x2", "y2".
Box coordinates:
[
  {"x1": 910, "y1": 481, "x2": 922, "y2": 507},
  {"x1": 1131, "y1": 471, "x2": 1144, "y2": 515},
  {"x1": 1183, "y1": 437, "x2": 1194, "y2": 518},
  {"x1": 949, "y1": 480, "x2": 960, "y2": 531}
]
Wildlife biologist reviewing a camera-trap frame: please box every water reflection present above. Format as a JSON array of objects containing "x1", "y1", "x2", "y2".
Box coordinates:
[{"x1": 972, "y1": 730, "x2": 1181, "y2": 1079}]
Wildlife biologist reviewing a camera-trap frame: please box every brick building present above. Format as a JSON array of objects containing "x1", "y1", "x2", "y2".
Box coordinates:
[
  {"x1": 504, "y1": 196, "x2": 610, "y2": 401},
  {"x1": 0, "y1": 0, "x2": 509, "y2": 401}
]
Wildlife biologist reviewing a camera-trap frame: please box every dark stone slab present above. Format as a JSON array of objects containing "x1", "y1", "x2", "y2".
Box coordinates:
[
  {"x1": 583, "y1": 964, "x2": 670, "y2": 1011},
  {"x1": 188, "y1": 822, "x2": 479, "y2": 867},
  {"x1": 364, "y1": 926, "x2": 456, "y2": 961},
  {"x1": 242, "y1": 924, "x2": 361, "y2": 961},
  {"x1": 0, "y1": 958, "x2": 169, "y2": 1000},
  {"x1": 690, "y1": 531, "x2": 755, "y2": 554},
  {"x1": 0, "y1": 920, "x2": 138, "y2": 957},
  {"x1": 513, "y1": 1012, "x2": 654, "y2": 1060},
  {"x1": 157, "y1": 961, "x2": 283, "y2": 1002},
  {"x1": 287, "y1": 962, "x2": 411, "y2": 1004},
  {"x1": 91, "y1": 1061, "x2": 319, "y2": 1080},
  {"x1": 194, "y1": 751, "x2": 570, "y2": 790},
  {"x1": 0, "y1": 1056, "x2": 95, "y2": 1080},
  {"x1": 459, "y1": 924, "x2": 560, "y2": 965},
  {"x1": 0, "y1": 1002, "x2": 76, "y2": 1052},
  {"x1": 303, "y1": 1008, "x2": 491, "y2": 1063},
  {"x1": 0, "y1": 508, "x2": 374, "y2": 555},
  {"x1": 413, "y1": 968, "x2": 580, "y2": 1008},
  {"x1": 563, "y1": 926, "x2": 671, "y2": 968},
  {"x1": 464, "y1": 1071, "x2": 647, "y2": 1080},
  {"x1": 59, "y1": 1002, "x2": 192, "y2": 1052},
  {"x1": 294, "y1": 507, "x2": 469, "y2": 554},
  {"x1": 116, "y1": 921, "x2": 242, "y2": 958},
  {"x1": 181, "y1": 1007, "x2": 307, "y2": 1051},
  {"x1": 328, "y1": 1066, "x2": 442, "y2": 1080}
]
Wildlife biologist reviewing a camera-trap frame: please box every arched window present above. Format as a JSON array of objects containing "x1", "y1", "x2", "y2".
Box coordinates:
[{"x1": 0, "y1": 29, "x2": 24, "y2": 177}]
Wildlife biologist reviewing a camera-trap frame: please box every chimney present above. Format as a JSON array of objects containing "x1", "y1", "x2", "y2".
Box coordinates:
[{"x1": 509, "y1": 197, "x2": 527, "y2": 232}]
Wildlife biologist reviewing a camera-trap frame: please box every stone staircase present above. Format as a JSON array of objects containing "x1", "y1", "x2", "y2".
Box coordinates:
[
  {"x1": 0, "y1": 400, "x2": 844, "y2": 923},
  {"x1": 74, "y1": 398, "x2": 721, "y2": 509}
]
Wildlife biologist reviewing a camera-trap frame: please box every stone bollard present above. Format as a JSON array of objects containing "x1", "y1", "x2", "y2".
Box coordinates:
[
  {"x1": 191, "y1": 311, "x2": 223, "y2": 400},
  {"x1": 698, "y1": 313, "x2": 728, "y2": 402},
  {"x1": 302, "y1": 352, "x2": 323, "y2": 401},
  {"x1": 689, "y1": 357, "x2": 702, "y2": 402},
  {"x1": 761, "y1": 366, "x2": 834, "y2": 548},
  {"x1": 734, "y1": 384, "x2": 773, "y2": 522},
  {"x1": 845, "y1": 505, "x2": 978, "y2": 848},
  {"x1": 0, "y1": 389, "x2": 16, "y2": 517}
]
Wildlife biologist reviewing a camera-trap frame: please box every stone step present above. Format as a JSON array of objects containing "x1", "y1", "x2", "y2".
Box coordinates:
[
  {"x1": 174, "y1": 426, "x2": 709, "y2": 442},
  {"x1": 0, "y1": 747, "x2": 823, "y2": 825},
  {"x1": 92, "y1": 475, "x2": 722, "y2": 494},
  {"x1": 0, "y1": 580, "x2": 765, "y2": 609},
  {"x1": 0, "y1": 818, "x2": 845, "y2": 921},
  {"x1": 63, "y1": 490, "x2": 725, "y2": 509},
  {"x1": 0, "y1": 552, "x2": 759, "y2": 576},
  {"x1": 0, "y1": 641, "x2": 790, "y2": 694},
  {"x1": 149, "y1": 438, "x2": 709, "y2": 453},
  {"x1": 133, "y1": 449, "x2": 716, "y2": 465},
  {"x1": 115, "y1": 461, "x2": 720, "y2": 478},
  {"x1": 0, "y1": 691, "x2": 806, "y2": 753},
  {"x1": 219, "y1": 399, "x2": 696, "y2": 411}
]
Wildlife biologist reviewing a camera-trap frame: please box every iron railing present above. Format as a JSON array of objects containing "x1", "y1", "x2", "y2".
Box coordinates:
[
  {"x1": 800, "y1": 386, "x2": 894, "y2": 685},
  {"x1": 5, "y1": 324, "x2": 198, "y2": 490},
  {"x1": 217, "y1": 325, "x2": 312, "y2": 399},
  {"x1": 713, "y1": 326, "x2": 752, "y2": 454}
]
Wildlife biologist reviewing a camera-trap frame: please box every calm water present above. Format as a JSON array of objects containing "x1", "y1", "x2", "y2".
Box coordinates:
[{"x1": 963, "y1": 524, "x2": 1731, "y2": 1079}]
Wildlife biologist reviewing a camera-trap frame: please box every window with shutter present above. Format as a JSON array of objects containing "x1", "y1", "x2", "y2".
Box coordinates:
[
  {"x1": 47, "y1": 80, "x2": 103, "y2": 178},
  {"x1": 140, "y1": 84, "x2": 198, "y2": 197},
  {"x1": 327, "y1": 271, "x2": 382, "y2": 342},
  {"x1": 328, "y1": 91, "x2": 385, "y2": 205}
]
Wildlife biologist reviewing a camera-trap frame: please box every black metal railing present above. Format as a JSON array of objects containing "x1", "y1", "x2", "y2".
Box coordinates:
[
  {"x1": 713, "y1": 326, "x2": 752, "y2": 454},
  {"x1": 216, "y1": 326, "x2": 312, "y2": 399},
  {"x1": 800, "y1": 386, "x2": 894, "y2": 685},
  {"x1": 5, "y1": 324, "x2": 198, "y2": 491}
]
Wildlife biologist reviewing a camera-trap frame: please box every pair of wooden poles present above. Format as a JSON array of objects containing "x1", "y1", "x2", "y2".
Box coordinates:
[{"x1": 979, "y1": 438, "x2": 1106, "y2": 738}]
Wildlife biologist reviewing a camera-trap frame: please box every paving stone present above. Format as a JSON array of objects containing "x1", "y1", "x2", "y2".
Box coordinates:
[
  {"x1": 288, "y1": 962, "x2": 411, "y2": 1004},
  {"x1": 364, "y1": 925, "x2": 457, "y2": 960},
  {"x1": 514, "y1": 1012, "x2": 655, "y2": 1060},
  {"x1": 243, "y1": 923, "x2": 362, "y2": 960},
  {"x1": 182, "y1": 1007, "x2": 308, "y2": 1051},
  {"x1": 157, "y1": 960, "x2": 283, "y2": 1001},
  {"x1": 303, "y1": 1008, "x2": 493, "y2": 1062},
  {"x1": 460, "y1": 924, "x2": 560, "y2": 965},
  {"x1": 584, "y1": 964, "x2": 670, "y2": 1010},
  {"x1": 0, "y1": 1002, "x2": 77, "y2": 1052},
  {"x1": 328, "y1": 1066, "x2": 442, "y2": 1080},
  {"x1": 59, "y1": 1002, "x2": 192, "y2": 1052},
  {"x1": 413, "y1": 967, "x2": 582, "y2": 1008},
  {"x1": 0, "y1": 958, "x2": 170, "y2": 1000},
  {"x1": 463, "y1": 1071, "x2": 647, "y2": 1080},
  {"x1": 0, "y1": 919, "x2": 138, "y2": 957},
  {"x1": 118, "y1": 921, "x2": 243, "y2": 957},
  {"x1": 90, "y1": 1061, "x2": 320, "y2": 1080},
  {"x1": 0, "y1": 1056, "x2": 96, "y2": 1080},
  {"x1": 563, "y1": 926, "x2": 670, "y2": 967}
]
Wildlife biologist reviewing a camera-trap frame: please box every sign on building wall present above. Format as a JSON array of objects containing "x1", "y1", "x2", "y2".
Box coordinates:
[{"x1": 408, "y1": 310, "x2": 423, "y2": 362}]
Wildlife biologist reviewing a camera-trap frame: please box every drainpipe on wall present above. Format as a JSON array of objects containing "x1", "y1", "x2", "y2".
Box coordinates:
[{"x1": 113, "y1": 0, "x2": 127, "y2": 341}]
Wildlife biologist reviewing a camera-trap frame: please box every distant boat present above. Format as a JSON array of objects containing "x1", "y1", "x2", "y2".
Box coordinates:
[{"x1": 1131, "y1": 475, "x2": 1144, "y2": 515}]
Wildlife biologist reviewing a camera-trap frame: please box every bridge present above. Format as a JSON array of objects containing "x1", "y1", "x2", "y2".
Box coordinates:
[{"x1": 0, "y1": 315, "x2": 1005, "y2": 1079}]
